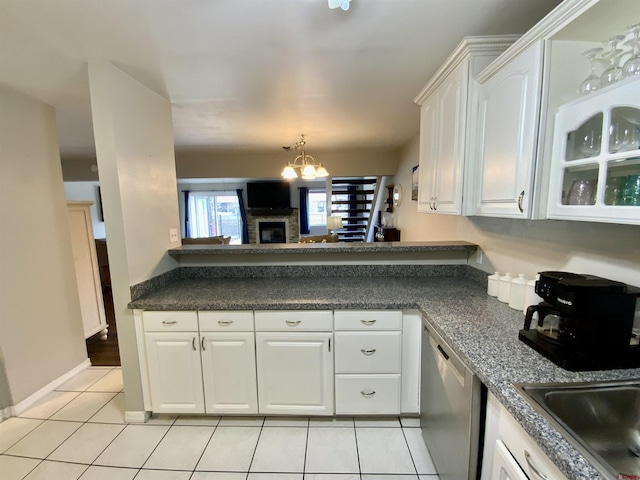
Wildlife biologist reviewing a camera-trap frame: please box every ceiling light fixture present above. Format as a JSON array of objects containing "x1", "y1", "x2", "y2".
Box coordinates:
[
  {"x1": 328, "y1": 0, "x2": 351, "y2": 11},
  {"x1": 281, "y1": 135, "x2": 329, "y2": 180}
]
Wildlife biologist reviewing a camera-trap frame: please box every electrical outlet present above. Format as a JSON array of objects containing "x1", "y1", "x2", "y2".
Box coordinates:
[
  {"x1": 169, "y1": 228, "x2": 179, "y2": 243},
  {"x1": 476, "y1": 249, "x2": 483, "y2": 265}
]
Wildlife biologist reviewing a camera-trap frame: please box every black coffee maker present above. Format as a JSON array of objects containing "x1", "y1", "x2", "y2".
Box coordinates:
[{"x1": 518, "y1": 271, "x2": 640, "y2": 371}]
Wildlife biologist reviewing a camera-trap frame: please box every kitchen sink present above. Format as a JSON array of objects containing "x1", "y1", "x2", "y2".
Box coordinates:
[{"x1": 514, "y1": 380, "x2": 640, "y2": 479}]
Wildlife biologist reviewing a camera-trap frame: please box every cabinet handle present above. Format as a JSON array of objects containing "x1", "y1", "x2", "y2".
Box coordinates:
[
  {"x1": 430, "y1": 197, "x2": 435, "y2": 210},
  {"x1": 360, "y1": 319, "x2": 376, "y2": 326},
  {"x1": 433, "y1": 196, "x2": 438, "y2": 211},
  {"x1": 218, "y1": 320, "x2": 233, "y2": 326},
  {"x1": 162, "y1": 320, "x2": 177, "y2": 326},
  {"x1": 192, "y1": 337, "x2": 196, "y2": 351},
  {"x1": 517, "y1": 190, "x2": 525, "y2": 213},
  {"x1": 361, "y1": 348, "x2": 376, "y2": 355},
  {"x1": 286, "y1": 320, "x2": 301, "y2": 327},
  {"x1": 361, "y1": 390, "x2": 376, "y2": 398},
  {"x1": 201, "y1": 337, "x2": 206, "y2": 351},
  {"x1": 524, "y1": 450, "x2": 549, "y2": 480}
]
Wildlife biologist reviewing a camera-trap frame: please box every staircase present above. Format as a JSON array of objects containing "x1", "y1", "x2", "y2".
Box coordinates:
[{"x1": 330, "y1": 177, "x2": 380, "y2": 242}]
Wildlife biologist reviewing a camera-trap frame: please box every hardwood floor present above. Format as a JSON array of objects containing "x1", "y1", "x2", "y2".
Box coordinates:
[{"x1": 86, "y1": 288, "x2": 121, "y2": 366}]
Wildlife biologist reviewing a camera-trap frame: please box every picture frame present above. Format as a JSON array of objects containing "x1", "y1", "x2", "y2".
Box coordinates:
[{"x1": 412, "y1": 165, "x2": 419, "y2": 201}]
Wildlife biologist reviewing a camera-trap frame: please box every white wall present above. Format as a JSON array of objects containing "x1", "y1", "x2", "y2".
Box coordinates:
[
  {"x1": 89, "y1": 61, "x2": 181, "y2": 413},
  {"x1": 64, "y1": 181, "x2": 106, "y2": 239},
  {"x1": 393, "y1": 135, "x2": 640, "y2": 287},
  {"x1": 0, "y1": 86, "x2": 87, "y2": 404}
]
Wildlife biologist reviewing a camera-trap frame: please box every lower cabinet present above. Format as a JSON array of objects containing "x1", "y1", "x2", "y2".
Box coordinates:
[
  {"x1": 144, "y1": 331, "x2": 204, "y2": 414},
  {"x1": 481, "y1": 392, "x2": 567, "y2": 480},
  {"x1": 201, "y1": 332, "x2": 258, "y2": 414},
  {"x1": 138, "y1": 309, "x2": 416, "y2": 417},
  {"x1": 255, "y1": 331, "x2": 334, "y2": 415}
]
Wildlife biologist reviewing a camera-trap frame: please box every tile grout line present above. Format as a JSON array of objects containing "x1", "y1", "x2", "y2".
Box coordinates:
[
  {"x1": 400, "y1": 423, "x2": 422, "y2": 479},
  {"x1": 301, "y1": 416, "x2": 310, "y2": 477},
  {"x1": 136, "y1": 415, "x2": 178, "y2": 471},
  {"x1": 189, "y1": 418, "x2": 219, "y2": 476},
  {"x1": 245, "y1": 416, "x2": 266, "y2": 478},
  {"x1": 353, "y1": 417, "x2": 362, "y2": 480}
]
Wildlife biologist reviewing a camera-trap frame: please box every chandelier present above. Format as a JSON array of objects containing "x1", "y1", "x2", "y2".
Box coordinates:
[{"x1": 281, "y1": 135, "x2": 329, "y2": 180}]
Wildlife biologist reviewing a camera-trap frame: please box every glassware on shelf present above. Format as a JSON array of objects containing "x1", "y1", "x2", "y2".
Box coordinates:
[
  {"x1": 578, "y1": 128, "x2": 602, "y2": 158},
  {"x1": 579, "y1": 47, "x2": 603, "y2": 96},
  {"x1": 566, "y1": 178, "x2": 597, "y2": 205},
  {"x1": 621, "y1": 174, "x2": 640, "y2": 206},
  {"x1": 600, "y1": 35, "x2": 626, "y2": 86},
  {"x1": 622, "y1": 24, "x2": 640, "y2": 78},
  {"x1": 605, "y1": 176, "x2": 627, "y2": 205}
]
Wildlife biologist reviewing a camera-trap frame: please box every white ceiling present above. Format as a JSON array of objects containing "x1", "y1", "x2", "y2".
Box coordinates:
[{"x1": 0, "y1": 0, "x2": 563, "y2": 158}]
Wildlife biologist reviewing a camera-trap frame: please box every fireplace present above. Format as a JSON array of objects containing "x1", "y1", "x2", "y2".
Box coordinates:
[{"x1": 257, "y1": 220, "x2": 288, "y2": 244}]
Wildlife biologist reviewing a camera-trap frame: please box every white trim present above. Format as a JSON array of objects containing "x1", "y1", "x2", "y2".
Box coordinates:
[
  {"x1": 133, "y1": 309, "x2": 152, "y2": 412},
  {"x1": 13, "y1": 359, "x2": 91, "y2": 416},
  {"x1": 1, "y1": 406, "x2": 15, "y2": 421},
  {"x1": 124, "y1": 410, "x2": 150, "y2": 423}
]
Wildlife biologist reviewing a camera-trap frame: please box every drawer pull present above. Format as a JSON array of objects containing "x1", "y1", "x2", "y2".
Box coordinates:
[
  {"x1": 162, "y1": 320, "x2": 177, "y2": 326},
  {"x1": 361, "y1": 319, "x2": 377, "y2": 326},
  {"x1": 361, "y1": 390, "x2": 376, "y2": 398},
  {"x1": 218, "y1": 320, "x2": 233, "y2": 326},
  {"x1": 524, "y1": 450, "x2": 548, "y2": 480},
  {"x1": 361, "y1": 348, "x2": 377, "y2": 356},
  {"x1": 192, "y1": 337, "x2": 196, "y2": 351},
  {"x1": 201, "y1": 337, "x2": 206, "y2": 350},
  {"x1": 286, "y1": 320, "x2": 301, "y2": 327}
]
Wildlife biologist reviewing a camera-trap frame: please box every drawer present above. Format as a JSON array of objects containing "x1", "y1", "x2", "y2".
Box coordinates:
[
  {"x1": 199, "y1": 311, "x2": 254, "y2": 331},
  {"x1": 143, "y1": 311, "x2": 198, "y2": 331},
  {"x1": 335, "y1": 374, "x2": 401, "y2": 415},
  {"x1": 334, "y1": 332, "x2": 402, "y2": 374},
  {"x1": 497, "y1": 404, "x2": 566, "y2": 480},
  {"x1": 254, "y1": 310, "x2": 333, "y2": 331},
  {"x1": 334, "y1": 310, "x2": 402, "y2": 330}
]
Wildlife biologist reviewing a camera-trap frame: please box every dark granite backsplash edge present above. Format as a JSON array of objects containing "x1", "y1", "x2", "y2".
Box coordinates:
[{"x1": 130, "y1": 263, "x2": 489, "y2": 301}]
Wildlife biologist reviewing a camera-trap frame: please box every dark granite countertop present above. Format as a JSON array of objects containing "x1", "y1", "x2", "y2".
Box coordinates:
[
  {"x1": 128, "y1": 275, "x2": 639, "y2": 479},
  {"x1": 168, "y1": 240, "x2": 477, "y2": 256}
]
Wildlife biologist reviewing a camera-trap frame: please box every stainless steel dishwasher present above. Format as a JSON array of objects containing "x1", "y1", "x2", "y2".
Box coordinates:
[{"x1": 420, "y1": 318, "x2": 484, "y2": 480}]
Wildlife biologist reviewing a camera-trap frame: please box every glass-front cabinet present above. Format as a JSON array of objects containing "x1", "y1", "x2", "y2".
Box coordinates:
[{"x1": 547, "y1": 77, "x2": 640, "y2": 224}]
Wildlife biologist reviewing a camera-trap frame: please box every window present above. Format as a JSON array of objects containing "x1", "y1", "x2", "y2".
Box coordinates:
[
  {"x1": 188, "y1": 192, "x2": 242, "y2": 244},
  {"x1": 308, "y1": 191, "x2": 327, "y2": 226}
]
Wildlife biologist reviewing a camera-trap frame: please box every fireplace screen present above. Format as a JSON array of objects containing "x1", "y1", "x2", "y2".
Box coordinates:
[{"x1": 258, "y1": 221, "x2": 286, "y2": 244}]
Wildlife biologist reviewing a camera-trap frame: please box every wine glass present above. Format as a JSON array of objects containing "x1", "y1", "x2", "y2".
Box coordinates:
[
  {"x1": 622, "y1": 24, "x2": 640, "y2": 78},
  {"x1": 600, "y1": 35, "x2": 626, "y2": 86},
  {"x1": 579, "y1": 47, "x2": 603, "y2": 95}
]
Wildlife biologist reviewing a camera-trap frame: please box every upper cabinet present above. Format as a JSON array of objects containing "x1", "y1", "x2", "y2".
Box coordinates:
[
  {"x1": 547, "y1": 79, "x2": 640, "y2": 223},
  {"x1": 464, "y1": 0, "x2": 639, "y2": 224},
  {"x1": 466, "y1": 41, "x2": 544, "y2": 218},
  {"x1": 414, "y1": 36, "x2": 518, "y2": 215}
]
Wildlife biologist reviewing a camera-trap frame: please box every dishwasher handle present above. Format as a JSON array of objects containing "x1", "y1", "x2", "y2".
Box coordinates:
[
  {"x1": 436, "y1": 344, "x2": 449, "y2": 361},
  {"x1": 428, "y1": 334, "x2": 465, "y2": 387}
]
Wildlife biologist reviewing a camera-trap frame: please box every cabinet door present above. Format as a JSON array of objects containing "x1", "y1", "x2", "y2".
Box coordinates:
[
  {"x1": 200, "y1": 332, "x2": 258, "y2": 414},
  {"x1": 433, "y1": 61, "x2": 467, "y2": 214},
  {"x1": 470, "y1": 41, "x2": 543, "y2": 218},
  {"x1": 417, "y1": 95, "x2": 438, "y2": 212},
  {"x1": 144, "y1": 332, "x2": 204, "y2": 414},
  {"x1": 255, "y1": 332, "x2": 333, "y2": 415},
  {"x1": 491, "y1": 440, "x2": 529, "y2": 480}
]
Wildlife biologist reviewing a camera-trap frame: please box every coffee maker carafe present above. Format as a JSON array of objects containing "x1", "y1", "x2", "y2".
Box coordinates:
[{"x1": 518, "y1": 271, "x2": 640, "y2": 371}]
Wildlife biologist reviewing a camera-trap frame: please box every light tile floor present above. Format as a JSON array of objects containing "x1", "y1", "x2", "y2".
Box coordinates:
[{"x1": 0, "y1": 367, "x2": 439, "y2": 480}]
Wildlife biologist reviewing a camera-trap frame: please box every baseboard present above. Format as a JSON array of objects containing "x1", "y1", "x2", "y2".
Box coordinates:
[
  {"x1": 125, "y1": 410, "x2": 150, "y2": 423},
  {"x1": 12, "y1": 358, "x2": 92, "y2": 416},
  {"x1": 1, "y1": 406, "x2": 16, "y2": 421}
]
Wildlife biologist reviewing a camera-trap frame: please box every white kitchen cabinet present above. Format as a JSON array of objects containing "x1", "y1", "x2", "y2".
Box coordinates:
[
  {"x1": 255, "y1": 331, "x2": 334, "y2": 415},
  {"x1": 198, "y1": 311, "x2": 258, "y2": 414},
  {"x1": 467, "y1": 40, "x2": 544, "y2": 218},
  {"x1": 547, "y1": 78, "x2": 640, "y2": 224},
  {"x1": 334, "y1": 310, "x2": 403, "y2": 415},
  {"x1": 67, "y1": 201, "x2": 108, "y2": 340},
  {"x1": 415, "y1": 36, "x2": 517, "y2": 215},
  {"x1": 144, "y1": 331, "x2": 204, "y2": 414},
  {"x1": 481, "y1": 392, "x2": 567, "y2": 480}
]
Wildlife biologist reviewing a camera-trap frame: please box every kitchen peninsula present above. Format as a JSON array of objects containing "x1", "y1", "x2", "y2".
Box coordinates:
[{"x1": 128, "y1": 241, "x2": 640, "y2": 480}]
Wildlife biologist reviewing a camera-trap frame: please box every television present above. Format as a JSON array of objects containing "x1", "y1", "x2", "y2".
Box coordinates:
[{"x1": 246, "y1": 181, "x2": 291, "y2": 210}]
